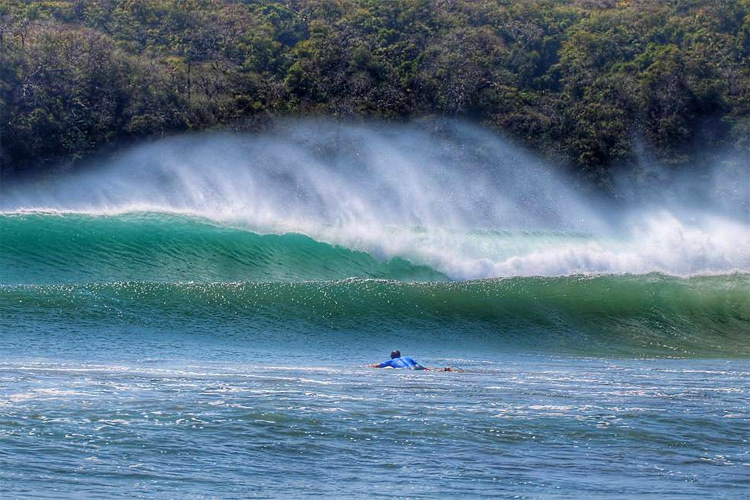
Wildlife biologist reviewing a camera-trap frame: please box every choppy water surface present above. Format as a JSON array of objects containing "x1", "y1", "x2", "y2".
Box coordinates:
[{"x1": 1, "y1": 356, "x2": 749, "y2": 497}]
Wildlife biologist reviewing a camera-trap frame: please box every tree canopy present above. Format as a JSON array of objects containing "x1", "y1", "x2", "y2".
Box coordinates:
[{"x1": 1, "y1": 0, "x2": 749, "y2": 180}]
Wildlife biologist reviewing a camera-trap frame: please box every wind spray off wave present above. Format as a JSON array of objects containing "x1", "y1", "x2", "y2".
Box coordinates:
[{"x1": 2, "y1": 120, "x2": 749, "y2": 279}]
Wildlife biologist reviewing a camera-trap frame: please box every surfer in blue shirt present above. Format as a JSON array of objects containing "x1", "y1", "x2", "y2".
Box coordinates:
[{"x1": 370, "y1": 350, "x2": 452, "y2": 371}]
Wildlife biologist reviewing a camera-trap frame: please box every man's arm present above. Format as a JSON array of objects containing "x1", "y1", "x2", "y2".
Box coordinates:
[{"x1": 370, "y1": 360, "x2": 392, "y2": 368}]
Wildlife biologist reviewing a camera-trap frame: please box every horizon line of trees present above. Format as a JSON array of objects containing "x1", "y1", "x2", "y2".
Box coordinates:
[{"x1": 1, "y1": 0, "x2": 749, "y2": 183}]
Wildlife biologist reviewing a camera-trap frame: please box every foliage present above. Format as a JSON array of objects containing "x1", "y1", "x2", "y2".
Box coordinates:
[{"x1": 1, "y1": 0, "x2": 749, "y2": 179}]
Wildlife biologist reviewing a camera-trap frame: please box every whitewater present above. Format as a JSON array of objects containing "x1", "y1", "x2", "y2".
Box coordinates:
[
  {"x1": 3, "y1": 121, "x2": 749, "y2": 279},
  {"x1": 1, "y1": 121, "x2": 748, "y2": 497}
]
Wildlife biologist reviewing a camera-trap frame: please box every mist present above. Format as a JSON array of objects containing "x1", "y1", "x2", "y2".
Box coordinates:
[{"x1": 2, "y1": 120, "x2": 749, "y2": 279}]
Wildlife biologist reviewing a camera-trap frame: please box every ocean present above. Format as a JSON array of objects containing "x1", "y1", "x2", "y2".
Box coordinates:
[{"x1": 1, "y1": 122, "x2": 749, "y2": 497}]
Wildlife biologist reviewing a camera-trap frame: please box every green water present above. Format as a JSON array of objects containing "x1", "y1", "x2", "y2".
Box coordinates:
[{"x1": 2, "y1": 212, "x2": 748, "y2": 357}]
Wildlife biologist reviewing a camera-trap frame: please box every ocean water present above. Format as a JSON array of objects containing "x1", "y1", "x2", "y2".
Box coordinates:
[
  {"x1": 1, "y1": 212, "x2": 748, "y2": 498},
  {"x1": 2, "y1": 357, "x2": 749, "y2": 497},
  {"x1": 1, "y1": 122, "x2": 749, "y2": 497}
]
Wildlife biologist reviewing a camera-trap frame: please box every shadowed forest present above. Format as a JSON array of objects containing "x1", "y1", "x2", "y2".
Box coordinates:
[{"x1": 1, "y1": 0, "x2": 749, "y2": 181}]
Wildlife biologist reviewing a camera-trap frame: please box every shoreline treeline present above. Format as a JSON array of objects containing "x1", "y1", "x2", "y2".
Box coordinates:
[{"x1": 1, "y1": 0, "x2": 748, "y2": 179}]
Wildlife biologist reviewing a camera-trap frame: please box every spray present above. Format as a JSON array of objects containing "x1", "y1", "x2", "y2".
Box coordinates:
[{"x1": 2, "y1": 120, "x2": 749, "y2": 279}]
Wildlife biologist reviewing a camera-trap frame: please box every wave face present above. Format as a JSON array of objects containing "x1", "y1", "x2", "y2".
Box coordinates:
[
  {"x1": 0, "y1": 213, "x2": 444, "y2": 283},
  {"x1": 2, "y1": 274, "x2": 748, "y2": 357},
  {"x1": 1, "y1": 121, "x2": 749, "y2": 357}
]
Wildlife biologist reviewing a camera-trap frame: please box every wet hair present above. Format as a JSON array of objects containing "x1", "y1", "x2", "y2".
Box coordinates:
[{"x1": 390, "y1": 350, "x2": 401, "y2": 359}]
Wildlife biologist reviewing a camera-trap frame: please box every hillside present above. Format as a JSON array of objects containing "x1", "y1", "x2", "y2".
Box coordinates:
[{"x1": 1, "y1": 0, "x2": 749, "y2": 179}]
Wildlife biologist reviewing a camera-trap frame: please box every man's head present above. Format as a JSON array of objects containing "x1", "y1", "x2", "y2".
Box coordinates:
[{"x1": 390, "y1": 350, "x2": 401, "y2": 359}]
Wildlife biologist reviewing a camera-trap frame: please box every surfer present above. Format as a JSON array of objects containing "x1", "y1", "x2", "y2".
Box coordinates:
[{"x1": 370, "y1": 350, "x2": 452, "y2": 371}]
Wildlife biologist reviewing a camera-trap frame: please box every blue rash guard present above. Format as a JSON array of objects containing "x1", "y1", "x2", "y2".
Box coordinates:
[{"x1": 377, "y1": 357, "x2": 426, "y2": 370}]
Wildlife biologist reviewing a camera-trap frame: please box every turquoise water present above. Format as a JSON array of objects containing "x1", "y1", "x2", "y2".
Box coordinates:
[{"x1": 1, "y1": 211, "x2": 749, "y2": 497}]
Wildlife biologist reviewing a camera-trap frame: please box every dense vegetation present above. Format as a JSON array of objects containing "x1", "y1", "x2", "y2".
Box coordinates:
[{"x1": 1, "y1": 0, "x2": 749, "y2": 180}]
